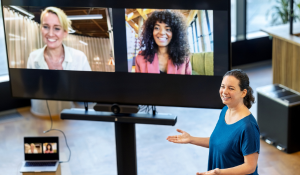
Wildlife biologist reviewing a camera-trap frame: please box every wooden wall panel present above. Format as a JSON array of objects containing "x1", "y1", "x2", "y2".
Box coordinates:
[{"x1": 273, "y1": 37, "x2": 300, "y2": 93}]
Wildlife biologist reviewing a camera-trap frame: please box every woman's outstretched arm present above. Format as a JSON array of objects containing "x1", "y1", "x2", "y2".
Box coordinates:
[{"x1": 166, "y1": 129, "x2": 210, "y2": 148}]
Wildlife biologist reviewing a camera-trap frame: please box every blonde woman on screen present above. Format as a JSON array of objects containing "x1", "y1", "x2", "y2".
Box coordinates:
[
  {"x1": 28, "y1": 143, "x2": 38, "y2": 154},
  {"x1": 24, "y1": 143, "x2": 30, "y2": 154},
  {"x1": 27, "y1": 7, "x2": 91, "y2": 71}
]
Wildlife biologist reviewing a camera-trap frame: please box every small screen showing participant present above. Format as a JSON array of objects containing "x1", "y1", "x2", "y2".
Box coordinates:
[
  {"x1": 43, "y1": 143, "x2": 57, "y2": 154},
  {"x1": 125, "y1": 9, "x2": 214, "y2": 75},
  {"x1": 3, "y1": 6, "x2": 115, "y2": 72},
  {"x1": 24, "y1": 143, "x2": 42, "y2": 154}
]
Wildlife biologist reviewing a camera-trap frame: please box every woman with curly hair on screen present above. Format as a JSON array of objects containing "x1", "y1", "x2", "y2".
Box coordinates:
[
  {"x1": 44, "y1": 143, "x2": 53, "y2": 154},
  {"x1": 135, "y1": 10, "x2": 191, "y2": 74}
]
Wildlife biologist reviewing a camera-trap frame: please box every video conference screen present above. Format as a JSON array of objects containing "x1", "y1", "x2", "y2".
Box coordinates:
[
  {"x1": 126, "y1": 9, "x2": 214, "y2": 75},
  {"x1": 1, "y1": 0, "x2": 230, "y2": 108},
  {"x1": 24, "y1": 137, "x2": 59, "y2": 160},
  {"x1": 24, "y1": 142, "x2": 57, "y2": 154},
  {"x1": 3, "y1": 6, "x2": 215, "y2": 76},
  {"x1": 3, "y1": 6, "x2": 115, "y2": 72}
]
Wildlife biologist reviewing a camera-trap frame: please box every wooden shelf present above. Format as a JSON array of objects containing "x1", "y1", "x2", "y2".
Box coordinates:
[{"x1": 261, "y1": 24, "x2": 300, "y2": 93}]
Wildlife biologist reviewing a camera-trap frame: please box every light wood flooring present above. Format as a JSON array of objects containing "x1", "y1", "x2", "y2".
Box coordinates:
[{"x1": 1, "y1": 64, "x2": 300, "y2": 175}]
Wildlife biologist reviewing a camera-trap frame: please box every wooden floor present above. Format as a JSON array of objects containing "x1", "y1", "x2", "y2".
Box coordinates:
[{"x1": 1, "y1": 64, "x2": 300, "y2": 175}]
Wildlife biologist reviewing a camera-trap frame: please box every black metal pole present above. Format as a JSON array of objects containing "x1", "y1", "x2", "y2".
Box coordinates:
[
  {"x1": 115, "y1": 122, "x2": 137, "y2": 175},
  {"x1": 290, "y1": 0, "x2": 294, "y2": 35}
]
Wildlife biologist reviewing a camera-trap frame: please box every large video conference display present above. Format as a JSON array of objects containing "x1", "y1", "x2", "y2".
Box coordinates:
[{"x1": 1, "y1": 0, "x2": 230, "y2": 108}]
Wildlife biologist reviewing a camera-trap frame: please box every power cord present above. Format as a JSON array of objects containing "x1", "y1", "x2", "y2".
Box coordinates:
[
  {"x1": 43, "y1": 100, "x2": 71, "y2": 163},
  {"x1": 84, "y1": 102, "x2": 88, "y2": 112},
  {"x1": 139, "y1": 105, "x2": 157, "y2": 115}
]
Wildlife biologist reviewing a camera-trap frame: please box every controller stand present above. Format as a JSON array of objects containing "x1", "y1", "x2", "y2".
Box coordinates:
[{"x1": 60, "y1": 107, "x2": 177, "y2": 175}]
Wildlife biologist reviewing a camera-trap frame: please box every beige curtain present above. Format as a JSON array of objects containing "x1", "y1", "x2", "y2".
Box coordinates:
[
  {"x1": 4, "y1": 7, "x2": 42, "y2": 68},
  {"x1": 63, "y1": 35, "x2": 114, "y2": 72},
  {"x1": 3, "y1": 7, "x2": 114, "y2": 72}
]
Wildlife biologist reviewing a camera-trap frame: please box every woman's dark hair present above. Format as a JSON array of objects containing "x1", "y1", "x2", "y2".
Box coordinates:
[
  {"x1": 224, "y1": 69, "x2": 255, "y2": 109},
  {"x1": 139, "y1": 10, "x2": 190, "y2": 67},
  {"x1": 46, "y1": 143, "x2": 52, "y2": 151}
]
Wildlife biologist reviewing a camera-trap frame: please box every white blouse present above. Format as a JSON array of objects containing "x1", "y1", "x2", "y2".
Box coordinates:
[{"x1": 27, "y1": 44, "x2": 91, "y2": 71}]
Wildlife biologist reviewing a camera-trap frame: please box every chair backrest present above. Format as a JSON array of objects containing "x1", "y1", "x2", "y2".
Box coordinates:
[{"x1": 190, "y1": 52, "x2": 214, "y2": 75}]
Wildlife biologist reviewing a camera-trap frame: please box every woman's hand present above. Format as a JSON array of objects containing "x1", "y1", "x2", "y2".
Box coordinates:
[
  {"x1": 166, "y1": 129, "x2": 192, "y2": 144},
  {"x1": 196, "y1": 168, "x2": 220, "y2": 175}
]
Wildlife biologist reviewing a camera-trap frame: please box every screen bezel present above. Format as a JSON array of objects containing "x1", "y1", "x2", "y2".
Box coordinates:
[
  {"x1": 24, "y1": 137, "x2": 59, "y2": 161},
  {"x1": 1, "y1": 0, "x2": 231, "y2": 109}
]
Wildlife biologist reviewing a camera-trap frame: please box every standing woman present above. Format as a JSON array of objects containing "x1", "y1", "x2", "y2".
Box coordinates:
[
  {"x1": 135, "y1": 10, "x2": 191, "y2": 74},
  {"x1": 167, "y1": 69, "x2": 260, "y2": 175}
]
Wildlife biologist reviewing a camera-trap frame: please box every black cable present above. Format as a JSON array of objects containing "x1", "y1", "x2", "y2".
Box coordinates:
[
  {"x1": 139, "y1": 105, "x2": 151, "y2": 113},
  {"x1": 84, "y1": 102, "x2": 88, "y2": 112},
  {"x1": 44, "y1": 100, "x2": 71, "y2": 163},
  {"x1": 139, "y1": 105, "x2": 157, "y2": 115},
  {"x1": 152, "y1": 105, "x2": 157, "y2": 116},
  {"x1": 46, "y1": 100, "x2": 53, "y2": 130}
]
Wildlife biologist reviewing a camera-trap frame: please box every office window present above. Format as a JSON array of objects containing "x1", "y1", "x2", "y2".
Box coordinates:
[
  {"x1": 231, "y1": 0, "x2": 236, "y2": 41},
  {"x1": 188, "y1": 11, "x2": 213, "y2": 53},
  {"x1": 189, "y1": 19, "x2": 200, "y2": 52},
  {"x1": 0, "y1": 1, "x2": 9, "y2": 77},
  {"x1": 247, "y1": 0, "x2": 279, "y2": 34}
]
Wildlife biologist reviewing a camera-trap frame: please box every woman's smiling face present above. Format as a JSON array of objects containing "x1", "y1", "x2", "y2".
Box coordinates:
[
  {"x1": 153, "y1": 21, "x2": 173, "y2": 47},
  {"x1": 219, "y1": 75, "x2": 246, "y2": 107},
  {"x1": 41, "y1": 12, "x2": 67, "y2": 49}
]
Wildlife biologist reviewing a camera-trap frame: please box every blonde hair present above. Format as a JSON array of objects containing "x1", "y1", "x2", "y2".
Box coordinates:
[
  {"x1": 40, "y1": 7, "x2": 72, "y2": 32},
  {"x1": 24, "y1": 144, "x2": 30, "y2": 153}
]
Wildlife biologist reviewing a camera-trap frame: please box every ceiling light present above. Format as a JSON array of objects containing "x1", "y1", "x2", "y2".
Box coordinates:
[
  {"x1": 79, "y1": 40, "x2": 88, "y2": 45},
  {"x1": 5, "y1": 17, "x2": 23, "y2": 20},
  {"x1": 10, "y1": 6, "x2": 35, "y2": 19},
  {"x1": 68, "y1": 27, "x2": 76, "y2": 33},
  {"x1": 9, "y1": 33, "x2": 26, "y2": 40},
  {"x1": 127, "y1": 12, "x2": 134, "y2": 19},
  {"x1": 67, "y1": 14, "x2": 103, "y2": 20},
  {"x1": 9, "y1": 33, "x2": 19, "y2": 37}
]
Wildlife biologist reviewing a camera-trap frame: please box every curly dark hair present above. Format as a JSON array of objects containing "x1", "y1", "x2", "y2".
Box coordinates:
[
  {"x1": 139, "y1": 10, "x2": 190, "y2": 67},
  {"x1": 46, "y1": 143, "x2": 53, "y2": 151},
  {"x1": 224, "y1": 69, "x2": 255, "y2": 109}
]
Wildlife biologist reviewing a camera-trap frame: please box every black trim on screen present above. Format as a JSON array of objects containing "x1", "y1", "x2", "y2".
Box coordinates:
[
  {"x1": 1, "y1": 0, "x2": 231, "y2": 109},
  {"x1": 24, "y1": 137, "x2": 59, "y2": 161}
]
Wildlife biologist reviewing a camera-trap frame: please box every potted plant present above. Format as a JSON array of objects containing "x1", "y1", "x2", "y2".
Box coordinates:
[{"x1": 266, "y1": 0, "x2": 299, "y2": 26}]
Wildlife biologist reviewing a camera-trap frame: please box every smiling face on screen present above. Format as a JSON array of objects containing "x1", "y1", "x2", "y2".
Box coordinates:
[
  {"x1": 41, "y1": 12, "x2": 67, "y2": 50},
  {"x1": 153, "y1": 21, "x2": 173, "y2": 48}
]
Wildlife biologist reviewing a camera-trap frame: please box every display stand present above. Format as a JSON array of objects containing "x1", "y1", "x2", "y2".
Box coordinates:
[{"x1": 60, "y1": 108, "x2": 177, "y2": 175}]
